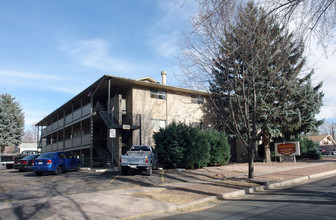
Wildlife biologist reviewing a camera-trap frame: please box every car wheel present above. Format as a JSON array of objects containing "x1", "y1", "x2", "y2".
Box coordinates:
[
  {"x1": 121, "y1": 166, "x2": 128, "y2": 175},
  {"x1": 75, "y1": 163, "x2": 81, "y2": 172},
  {"x1": 146, "y1": 164, "x2": 153, "y2": 176},
  {"x1": 54, "y1": 166, "x2": 62, "y2": 175},
  {"x1": 35, "y1": 172, "x2": 42, "y2": 176}
]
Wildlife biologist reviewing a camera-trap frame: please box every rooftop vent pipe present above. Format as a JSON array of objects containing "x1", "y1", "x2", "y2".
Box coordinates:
[{"x1": 161, "y1": 71, "x2": 167, "y2": 85}]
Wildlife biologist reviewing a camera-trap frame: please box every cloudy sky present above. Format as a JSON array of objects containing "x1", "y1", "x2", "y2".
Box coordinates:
[{"x1": 0, "y1": 0, "x2": 335, "y2": 130}]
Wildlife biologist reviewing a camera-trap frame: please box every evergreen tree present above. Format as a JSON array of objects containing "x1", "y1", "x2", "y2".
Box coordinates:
[
  {"x1": 209, "y1": 2, "x2": 322, "y2": 177},
  {"x1": 0, "y1": 94, "x2": 25, "y2": 153},
  {"x1": 280, "y1": 71, "x2": 324, "y2": 139}
]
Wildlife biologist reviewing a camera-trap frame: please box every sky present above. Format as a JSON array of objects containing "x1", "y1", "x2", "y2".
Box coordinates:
[{"x1": 0, "y1": 0, "x2": 335, "y2": 130}]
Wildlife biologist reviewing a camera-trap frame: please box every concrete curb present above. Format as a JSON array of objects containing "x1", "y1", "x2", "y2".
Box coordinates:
[
  {"x1": 176, "y1": 169, "x2": 336, "y2": 211},
  {"x1": 131, "y1": 169, "x2": 336, "y2": 219}
]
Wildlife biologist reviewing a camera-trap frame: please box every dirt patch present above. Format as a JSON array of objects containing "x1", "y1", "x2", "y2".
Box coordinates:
[
  {"x1": 129, "y1": 178, "x2": 263, "y2": 205},
  {"x1": 221, "y1": 178, "x2": 262, "y2": 187},
  {"x1": 129, "y1": 189, "x2": 195, "y2": 205},
  {"x1": 183, "y1": 160, "x2": 331, "y2": 180}
]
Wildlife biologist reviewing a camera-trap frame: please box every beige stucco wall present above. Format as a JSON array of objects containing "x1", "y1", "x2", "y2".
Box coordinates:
[
  {"x1": 132, "y1": 87, "x2": 205, "y2": 146},
  {"x1": 167, "y1": 93, "x2": 204, "y2": 125}
]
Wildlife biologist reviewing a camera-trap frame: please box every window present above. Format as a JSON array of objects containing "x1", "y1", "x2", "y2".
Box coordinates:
[
  {"x1": 191, "y1": 95, "x2": 204, "y2": 104},
  {"x1": 192, "y1": 122, "x2": 204, "y2": 130},
  {"x1": 151, "y1": 89, "x2": 166, "y2": 100},
  {"x1": 121, "y1": 99, "x2": 126, "y2": 115},
  {"x1": 151, "y1": 119, "x2": 166, "y2": 130}
]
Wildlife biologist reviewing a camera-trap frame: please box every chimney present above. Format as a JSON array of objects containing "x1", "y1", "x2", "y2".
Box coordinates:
[{"x1": 161, "y1": 71, "x2": 167, "y2": 85}]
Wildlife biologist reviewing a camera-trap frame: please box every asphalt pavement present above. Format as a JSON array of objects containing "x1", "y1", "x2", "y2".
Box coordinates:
[
  {"x1": 153, "y1": 174, "x2": 336, "y2": 220},
  {"x1": 0, "y1": 158, "x2": 336, "y2": 219}
]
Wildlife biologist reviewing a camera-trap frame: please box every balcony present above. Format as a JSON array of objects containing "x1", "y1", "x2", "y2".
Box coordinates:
[
  {"x1": 42, "y1": 133, "x2": 91, "y2": 153},
  {"x1": 41, "y1": 103, "x2": 91, "y2": 137}
]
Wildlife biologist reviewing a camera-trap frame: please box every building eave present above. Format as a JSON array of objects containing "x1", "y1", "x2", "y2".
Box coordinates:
[{"x1": 35, "y1": 74, "x2": 209, "y2": 127}]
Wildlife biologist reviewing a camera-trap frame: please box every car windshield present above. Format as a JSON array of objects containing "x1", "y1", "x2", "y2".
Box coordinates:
[
  {"x1": 38, "y1": 152, "x2": 56, "y2": 159},
  {"x1": 22, "y1": 154, "x2": 39, "y2": 160},
  {"x1": 22, "y1": 151, "x2": 38, "y2": 155}
]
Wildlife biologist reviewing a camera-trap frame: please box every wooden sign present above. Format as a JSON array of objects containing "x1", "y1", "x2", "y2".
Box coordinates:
[{"x1": 275, "y1": 141, "x2": 300, "y2": 157}]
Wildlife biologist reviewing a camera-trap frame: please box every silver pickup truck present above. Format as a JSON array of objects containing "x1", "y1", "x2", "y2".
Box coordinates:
[{"x1": 120, "y1": 145, "x2": 158, "y2": 176}]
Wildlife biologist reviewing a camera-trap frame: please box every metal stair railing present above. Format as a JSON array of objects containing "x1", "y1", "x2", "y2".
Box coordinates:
[{"x1": 98, "y1": 111, "x2": 113, "y2": 128}]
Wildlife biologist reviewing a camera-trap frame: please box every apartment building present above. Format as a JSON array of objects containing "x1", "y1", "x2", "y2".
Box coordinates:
[{"x1": 35, "y1": 72, "x2": 209, "y2": 167}]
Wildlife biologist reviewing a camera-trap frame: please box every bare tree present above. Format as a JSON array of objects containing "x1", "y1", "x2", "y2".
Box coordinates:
[
  {"x1": 263, "y1": 0, "x2": 336, "y2": 52},
  {"x1": 319, "y1": 120, "x2": 336, "y2": 137},
  {"x1": 21, "y1": 125, "x2": 38, "y2": 143},
  {"x1": 178, "y1": 0, "x2": 336, "y2": 57},
  {"x1": 178, "y1": 0, "x2": 245, "y2": 91}
]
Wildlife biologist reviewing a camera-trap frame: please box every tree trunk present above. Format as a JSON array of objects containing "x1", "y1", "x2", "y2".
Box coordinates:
[
  {"x1": 248, "y1": 142, "x2": 256, "y2": 178},
  {"x1": 262, "y1": 132, "x2": 272, "y2": 163}
]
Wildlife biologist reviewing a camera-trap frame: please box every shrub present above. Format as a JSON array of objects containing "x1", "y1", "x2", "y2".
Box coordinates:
[
  {"x1": 153, "y1": 122, "x2": 184, "y2": 168},
  {"x1": 154, "y1": 122, "x2": 210, "y2": 168},
  {"x1": 299, "y1": 137, "x2": 320, "y2": 159},
  {"x1": 153, "y1": 122, "x2": 231, "y2": 169},
  {"x1": 206, "y1": 129, "x2": 231, "y2": 165},
  {"x1": 307, "y1": 148, "x2": 321, "y2": 160},
  {"x1": 180, "y1": 126, "x2": 210, "y2": 169}
]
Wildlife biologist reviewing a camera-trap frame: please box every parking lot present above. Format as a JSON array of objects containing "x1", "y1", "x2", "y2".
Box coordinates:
[
  {"x1": 0, "y1": 166, "x2": 219, "y2": 204},
  {"x1": 2, "y1": 157, "x2": 336, "y2": 206}
]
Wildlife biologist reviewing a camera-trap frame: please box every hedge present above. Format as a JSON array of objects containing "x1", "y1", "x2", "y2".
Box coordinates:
[{"x1": 153, "y1": 122, "x2": 230, "y2": 169}]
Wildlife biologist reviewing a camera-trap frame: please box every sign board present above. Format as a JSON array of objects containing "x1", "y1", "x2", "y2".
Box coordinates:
[
  {"x1": 123, "y1": 125, "x2": 130, "y2": 130},
  {"x1": 109, "y1": 129, "x2": 116, "y2": 138},
  {"x1": 274, "y1": 141, "x2": 300, "y2": 157}
]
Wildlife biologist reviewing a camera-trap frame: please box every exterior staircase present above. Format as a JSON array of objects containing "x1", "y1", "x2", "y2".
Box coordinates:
[{"x1": 95, "y1": 146, "x2": 112, "y2": 167}]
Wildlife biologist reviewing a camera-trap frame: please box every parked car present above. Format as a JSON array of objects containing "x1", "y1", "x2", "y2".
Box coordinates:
[
  {"x1": 14, "y1": 154, "x2": 40, "y2": 172},
  {"x1": 318, "y1": 148, "x2": 326, "y2": 155},
  {"x1": 0, "y1": 154, "x2": 16, "y2": 169},
  {"x1": 1, "y1": 150, "x2": 40, "y2": 169},
  {"x1": 331, "y1": 149, "x2": 336, "y2": 155},
  {"x1": 120, "y1": 145, "x2": 158, "y2": 176},
  {"x1": 32, "y1": 152, "x2": 81, "y2": 176},
  {"x1": 14, "y1": 150, "x2": 39, "y2": 161}
]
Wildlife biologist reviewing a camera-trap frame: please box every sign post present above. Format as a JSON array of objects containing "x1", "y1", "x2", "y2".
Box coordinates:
[
  {"x1": 110, "y1": 108, "x2": 115, "y2": 169},
  {"x1": 109, "y1": 129, "x2": 116, "y2": 138},
  {"x1": 274, "y1": 141, "x2": 300, "y2": 163}
]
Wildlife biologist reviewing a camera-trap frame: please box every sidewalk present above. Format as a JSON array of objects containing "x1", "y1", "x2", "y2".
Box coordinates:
[{"x1": 2, "y1": 158, "x2": 336, "y2": 219}]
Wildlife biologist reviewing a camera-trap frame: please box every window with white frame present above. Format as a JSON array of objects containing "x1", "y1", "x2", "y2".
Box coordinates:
[
  {"x1": 191, "y1": 95, "x2": 204, "y2": 104},
  {"x1": 151, "y1": 119, "x2": 166, "y2": 130},
  {"x1": 150, "y1": 89, "x2": 166, "y2": 100}
]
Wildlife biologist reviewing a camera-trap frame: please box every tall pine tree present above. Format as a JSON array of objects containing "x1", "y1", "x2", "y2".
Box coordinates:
[
  {"x1": 0, "y1": 94, "x2": 25, "y2": 153},
  {"x1": 209, "y1": 2, "x2": 323, "y2": 177}
]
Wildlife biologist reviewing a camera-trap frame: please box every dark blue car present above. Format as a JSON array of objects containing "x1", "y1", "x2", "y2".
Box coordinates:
[{"x1": 32, "y1": 152, "x2": 81, "y2": 176}]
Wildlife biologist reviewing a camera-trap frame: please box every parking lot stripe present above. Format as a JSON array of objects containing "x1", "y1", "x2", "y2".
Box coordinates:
[
  {"x1": 110, "y1": 175, "x2": 119, "y2": 184},
  {"x1": 162, "y1": 169, "x2": 164, "y2": 184}
]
